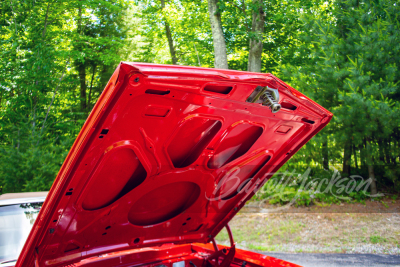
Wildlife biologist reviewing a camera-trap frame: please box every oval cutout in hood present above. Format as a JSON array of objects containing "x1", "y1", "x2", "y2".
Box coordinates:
[
  {"x1": 82, "y1": 147, "x2": 147, "y2": 210},
  {"x1": 128, "y1": 181, "x2": 200, "y2": 226}
]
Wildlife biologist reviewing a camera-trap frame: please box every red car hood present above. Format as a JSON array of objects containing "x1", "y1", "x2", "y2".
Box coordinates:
[{"x1": 17, "y1": 63, "x2": 332, "y2": 267}]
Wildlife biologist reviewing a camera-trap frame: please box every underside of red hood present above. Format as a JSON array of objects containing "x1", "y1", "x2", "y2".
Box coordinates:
[{"x1": 17, "y1": 63, "x2": 332, "y2": 267}]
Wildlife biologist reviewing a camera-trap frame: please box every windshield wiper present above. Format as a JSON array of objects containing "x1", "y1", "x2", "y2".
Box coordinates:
[{"x1": 0, "y1": 259, "x2": 17, "y2": 265}]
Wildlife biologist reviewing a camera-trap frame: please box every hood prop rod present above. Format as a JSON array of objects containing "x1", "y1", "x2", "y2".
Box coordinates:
[
  {"x1": 208, "y1": 224, "x2": 236, "y2": 267},
  {"x1": 225, "y1": 223, "x2": 234, "y2": 247}
]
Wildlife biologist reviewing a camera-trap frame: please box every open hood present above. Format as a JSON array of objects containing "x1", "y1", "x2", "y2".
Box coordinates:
[{"x1": 17, "y1": 63, "x2": 332, "y2": 267}]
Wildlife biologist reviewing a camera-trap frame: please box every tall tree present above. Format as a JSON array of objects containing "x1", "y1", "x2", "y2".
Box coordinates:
[
  {"x1": 76, "y1": 4, "x2": 87, "y2": 112},
  {"x1": 207, "y1": 0, "x2": 228, "y2": 69},
  {"x1": 127, "y1": 1, "x2": 214, "y2": 66},
  {"x1": 160, "y1": 0, "x2": 178, "y2": 64},
  {"x1": 247, "y1": 0, "x2": 264, "y2": 72},
  {"x1": 72, "y1": 0, "x2": 127, "y2": 113},
  {"x1": 280, "y1": 0, "x2": 400, "y2": 193}
]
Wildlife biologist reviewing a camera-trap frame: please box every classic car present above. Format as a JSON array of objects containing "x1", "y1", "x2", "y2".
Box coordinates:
[{"x1": 2, "y1": 63, "x2": 332, "y2": 267}]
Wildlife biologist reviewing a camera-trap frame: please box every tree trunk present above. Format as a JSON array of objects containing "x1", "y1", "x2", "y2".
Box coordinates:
[
  {"x1": 77, "y1": 5, "x2": 86, "y2": 112},
  {"x1": 377, "y1": 138, "x2": 385, "y2": 163},
  {"x1": 78, "y1": 5, "x2": 82, "y2": 34},
  {"x1": 88, "y1": 64, "x2": 96, "y2": 109},
  {"x1": 366, "y1": 138, "x2": 377, "y2": 195},
  {"x1": 360, "y1": 143, "x2": 366, "y2": 172},
  {"x1": 396, "y1": 131, "x2": 400, "y2": 164},
  {"x1": 247, "y1": 0, "x2": 264, "y2": 72},
  {"x1": 322, "y1": 134, "x2": 329, "y2": 170},
  {"x1": 165, "y1": 23, "x2": 177, "y2": 65},
  {"x1": 342, "y1": 141, "x2": 352, "y2": 177},
  {"x1": 78, "y1": 64, "x2": 87, "y2": 112},
  {"x1": 42, "y1": 2, "x2": 51, "y2": 39},
  {"x1": 353, "y1": 144, "x2": 358, "y2": 169},
  {"x1": 160, "y1": 0, "x2": 178, "y2": 65},
  {"x1": 367, "y1": 163, "x2": 377, "y2": 195},
  {"x1": 207, "y1": 0, "x2": 228, "y2": 69},
  {"x1": 383, "y1": 138, "x2": 393, "y2": 165}
]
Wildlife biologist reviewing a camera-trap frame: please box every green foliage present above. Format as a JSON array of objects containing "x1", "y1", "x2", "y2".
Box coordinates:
[
  {"x1": 0, "y1": 0, "x2": 399, "y2": 196},
  {"x1": 125, "y1": 0, "x2": 214, "y2": 67},
  {"x1": 278, "y1": 0, "x2": 400, "y2": 196},
  {"x1": 0, "y1": 0, "x2": 127, "y2": 193}
]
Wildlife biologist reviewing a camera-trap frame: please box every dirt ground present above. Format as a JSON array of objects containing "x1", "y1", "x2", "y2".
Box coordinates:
[{"x1": 216, "y1": 200, "x2": 400, "y2": 255}]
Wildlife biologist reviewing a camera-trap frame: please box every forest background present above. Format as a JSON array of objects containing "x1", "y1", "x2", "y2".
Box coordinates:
[{"x1": 1, "y1": 0, "x2": 399, "y2": 205}]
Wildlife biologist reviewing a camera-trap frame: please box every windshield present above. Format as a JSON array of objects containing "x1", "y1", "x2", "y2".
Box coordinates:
[{"x1": 0, "y1": 203, "x2": 43, "y2": 264}]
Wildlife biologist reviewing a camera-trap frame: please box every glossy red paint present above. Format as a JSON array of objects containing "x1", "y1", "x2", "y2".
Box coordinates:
[{"x1": 16, "y1": 63, "x2": 332, "y2": 267}]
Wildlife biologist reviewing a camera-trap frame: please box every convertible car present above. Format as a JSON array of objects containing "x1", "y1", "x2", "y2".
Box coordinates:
[{"x1": 1, "y1": 63, "x2": 332, "y2": 267}]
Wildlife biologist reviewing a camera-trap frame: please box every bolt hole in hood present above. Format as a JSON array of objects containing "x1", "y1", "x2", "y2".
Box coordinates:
[{"x1": 16, "y1": 63, "x2": 332, "y2": 267}]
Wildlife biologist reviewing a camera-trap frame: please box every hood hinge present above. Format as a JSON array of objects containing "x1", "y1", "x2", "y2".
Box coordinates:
[{"x1": 207, "y1": 224, "x2": 236, "y2": 267}]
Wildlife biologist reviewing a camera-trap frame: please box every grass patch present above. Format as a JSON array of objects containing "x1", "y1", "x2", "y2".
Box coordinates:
[
  {"x1": 247, "y1": 244, "x2": 282, "y2": 251},
  {"x1": 215, "y1": 212, "x2": 400, "y2": 254},
  {"x1": 370, "y1": 236, "x2": 388, "y2": 244},
  {"x1": 216, "y1": 217, "x2": 306, "y2": 245}
]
